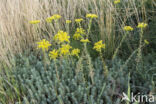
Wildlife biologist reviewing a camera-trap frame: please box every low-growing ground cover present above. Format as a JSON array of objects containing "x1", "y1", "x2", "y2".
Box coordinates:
[{"x1": 0, "y1": 0, "x2": 156, "y2": 104}]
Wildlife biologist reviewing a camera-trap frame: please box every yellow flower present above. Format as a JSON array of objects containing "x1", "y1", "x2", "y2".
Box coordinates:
[
  {"x1": 37, "y1": 39, "x2": 52, "y2": 51},
  {"x1": 73, "y1": 33, "x2": 82, "y2": 40},
  {"x1": 51, "y1": 14, "x2": 61, "y2": 20},
  {"x1": 86, "y1": 14, "x2": 98, "y2": 18},
  {"x1": 49, "y1": 49, "x2": 58, "y2": 60},
  {"x1": 144, "y1": 39, "x2": 149, "y2": 45},
  {"x1": 53, "y1": 14, "x2": 61, "y2": 19},
  {"x1": 114, "y1": 0, "x2": 120, "y2": 4},
  {"x1": 80, "y1": 39, "x2": 90, "y2": 43},
  {"x1": 59, "y1": 44, "x2": 72, "y2": 56},
  {"x1": 73, "y1": 28, "x2": 85, "y2": 40},
  {"x1": 46, "y1": 17, "x2": 53, "y2": 23},
  {"x1": 93, "y1": 40, "x2": 106, "y2": 52},
  {"x1": 66, "y1": 20, "x2": 72, "y2": 24},
  {"x1": 46, "y1": 14, "x2": 61, "y2": 22},
  {"x1": 124, "y1": 26, "x2": 134, "y2": 31},
  {"x1": 54, "y1": 30, "x2": 70, "y2": 43},
  {"x1": 75, "y1": 18, "x2": 84, "y2": 23},
  {"x1": 76, "y1": 28, "x2": 85, "y2": 34},
  {"x1": 137, "y1": 23, "x2": 148, "y2": 28},
  {"x1": 29, "y1": 20, "x2": 40, "y2": 24},
  {"x1": 71, "y1": 49, "x2": 80, "y2": 57}
]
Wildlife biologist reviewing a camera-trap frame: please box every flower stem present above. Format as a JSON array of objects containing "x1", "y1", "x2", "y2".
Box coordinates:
[
  {"x1": 112, "y1": 31, "x2": 128, "y2": 60},
  {"x1": 136, "y1": 28, "x2": 143, "y2": 70},
  {"x1": 54, "y1": 59, "x2": 60, "y2": 80},
  {"x1": 84, "y1": 43, "x2": 94, "y2": 84},
  {"x1": 87, "y1": 19, "x2": 93, "y2": 38},
  {"x1": 100, "y1": 51, "x2": 108, "y2": 77},
  {"x1": 42, "y1": 50, "x2": 47, "y2": 71}
]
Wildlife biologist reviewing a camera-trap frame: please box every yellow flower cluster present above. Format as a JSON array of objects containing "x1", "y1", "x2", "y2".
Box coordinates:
[
  {"x1": 35, "y1": 13, "x2": 99, "y2": 60},
  {"x1": 137, "y1": 23, "x2": 148, "y2": 28},
  {"x1": 73, "y1": 33, "x2": 82, "y2": 40},
  {"x1": 93, "y1": 40, "x2": 106, "y2": 52},
  {"x1": 114, "y1": 0, "x2": 120, "y2": 4},
  {"x1": 73, "y1": 28, "x2": 85, "y2": 40},
  {"x1": 59, "y1": 44, "x2": 72, "y2": 56},
  {"x1": 75, "y1": 18, "x2": 84, "y2": 23},
  {"x1": 54, "y1": 30, "x2": 70, "y2": 43},
  {"x1": 144, "y1": 39, "x2": 149, "y2": 45},
  {"x1": 86, "y1": 14, "x2": 98, "y2": 18},
  {"x1": 66, "y1": 20, "x2": 72, "y2": 24},
  {"x1": 46, "y1": 14, "x2": 61, "y2": 22},
  {"x1": 37, "y1": 39, "x2": 52, "y2": 51},
  {"x1": 49, "y1": 49, "x2": 58, "y2": 60},
  {"x1": 124, "y1": 26, "x2": 134, "y2": 31},
  {"x1": 71, "y1": 49, "x2": 80, "y2": 57},
  {"x1": 29, "y1": 20, "x2": 40, "y2": 24},
  {"x1": 76, "y1": 28, "x2": 86, "y2": 34},
  {"x1": 80, "y1": 39, "x2": 90, "y2": 43},
  {"x1": 46, "y1": 18, "x2": 53, "y2": 23}
]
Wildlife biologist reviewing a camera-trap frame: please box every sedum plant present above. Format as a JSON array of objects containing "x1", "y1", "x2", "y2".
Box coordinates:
[
  {"x1": 1, "y1": 13, "x2": 153, "y2": 104},
  {"x1": 12, "y1": 53, "x2": 129, "y2": 104}
]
